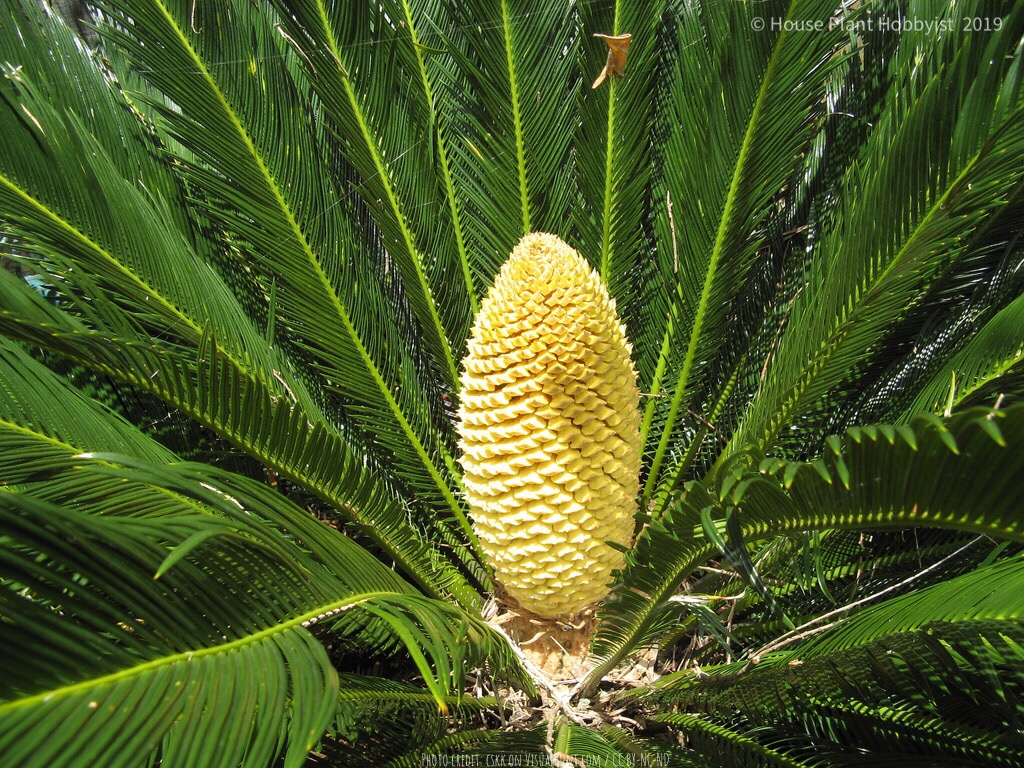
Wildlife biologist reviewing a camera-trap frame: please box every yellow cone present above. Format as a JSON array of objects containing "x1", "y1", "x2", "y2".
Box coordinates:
[{"x1": 457, "y1": 233, "x2": 642, "y2": 618}]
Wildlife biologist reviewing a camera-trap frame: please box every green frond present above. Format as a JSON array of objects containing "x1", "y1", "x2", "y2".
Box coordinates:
[
  {"x1": 653, "y1": 713, "x2": 812, "y2": 768},
  {"x1": 86, "y1": 0, "x2": 478, "y2": 552},
  {"x1": 902, "y1": 288, "x2": 1024, "y2": 417},
  {"x1": 0, "y1": 0, "x2": 487, "y2": 596},
  {"x1": 586, "y1": 405, "x2": 1024, "y2": 694},
  {"x1": 573, "y1": 0, "x2": 666, "y2": 285},
  {"x1": 263, "y1": 0, "x2": 469, "y2": 383},
  {"x1": 0, "y1": 491, "x2": 356, "y2": 768},
  {"x1": 794, "y1": 559, "x2": 1024, "y2": 657},
  {"x1": 652, "y1": 583, "x2": 1024, "y2": 765},
  {"x1": 0, "y1": 274, "x2": 481, "y2": 605},
  {"x1": 0, "y1": 325, "x2": 476, "y2": 614},
  {"x1": 0, "y1": 334, "x2": 175, "y2": 467},
  {"x1": 431, "y1": 0, "x2": 580, "y2": 277},
  {"x1": 676, "y1": 530, "x2": 999, "y2": 658},
  {"x1": 639, "y1": 0, "x2": 851, "y2": 503},
  {"x1": 336, "y1": 673, "x2": 498, "y2": 711},
  {"x1": 0, "y1": 329, "x2": 520, "y2": 729},
  {"x1": 0, "y1": 465, "x2": 519, "y2": 765},
  {"x1": 728, "y1": 2, "x2": 1024, "y2": 457}
]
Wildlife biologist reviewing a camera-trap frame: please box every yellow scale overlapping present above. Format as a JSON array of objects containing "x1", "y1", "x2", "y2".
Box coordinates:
[{"x1": 458, "y1": 233, "x2": 642, "y2": 618}]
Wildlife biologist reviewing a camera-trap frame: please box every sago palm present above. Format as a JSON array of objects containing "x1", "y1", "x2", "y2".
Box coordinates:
[{"x1": 2, "y1": 0, "x2": 1024, "y2": 765}]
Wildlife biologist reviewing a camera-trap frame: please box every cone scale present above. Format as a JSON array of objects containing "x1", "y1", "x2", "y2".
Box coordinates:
[{"x1": 457, "y1": 233, "x2": 642, "y2": 618}]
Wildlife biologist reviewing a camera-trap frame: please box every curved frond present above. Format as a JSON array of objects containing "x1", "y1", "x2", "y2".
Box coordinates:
[
  {"x1": 81, "y1": 0, "x2": 477, "y2": 552},
  {"x1": 262, "y1": 0, "x2": 469, "y2": 382},
  {"x1": 902, "y1": 288, "x2": 1024, "y2": 418},
  {"x1": 0, "y1": 0, "x2": 486, "y2": 598},
  {"x1": 0, "y1": 491, "x2": 349, "y2": 768},
  {"x1": 639, "y1": 0, "x2": 850, "y2": 503},
  {"x1": 0, "y1": 273, "x2": 482, "y2": 604},
  {"x1": 0, "y1": 471, "x2": 520, "y2": 766},
  {"x1": 651, "y1": 566, "x2": 1024, "y2": 766},
  {"x1": 653, "y1": 713, "x2": 811, "y2": 768},
  {"x1": 574, "y1": 0, "x2": 665, "y2": 287},
  {"x1": 586, "y1": 405, "x2": 1024, "y2": 693},
  {"x1": 728, "y1": 3, "x2": 1024, "y2": 456},
  {"x1": 431, "y1": 0, "x2": 579, "y2": 277}
]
